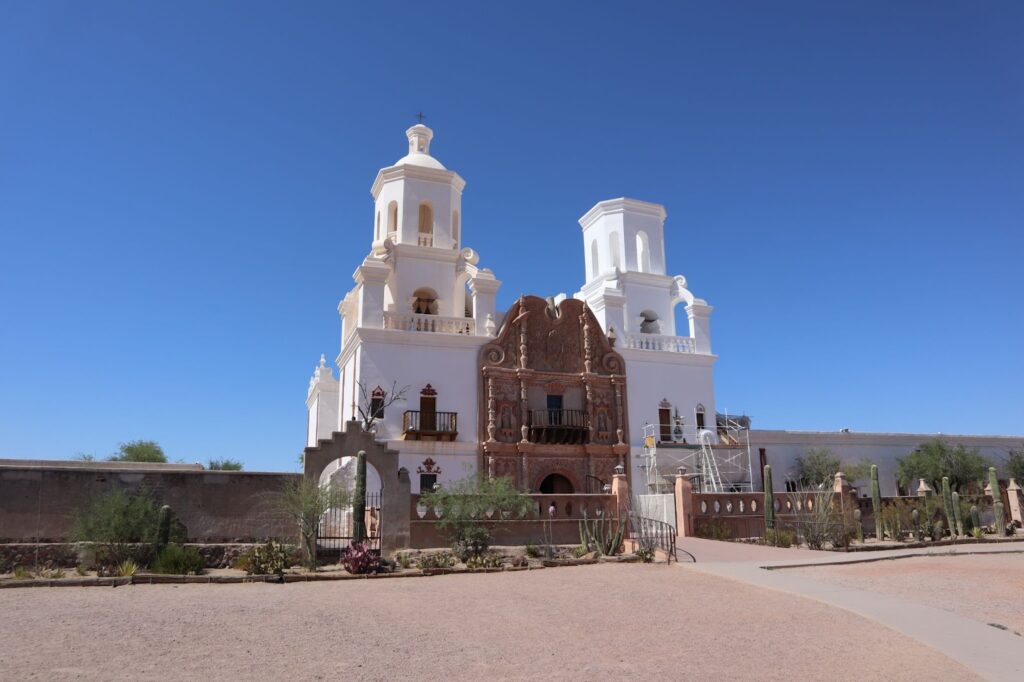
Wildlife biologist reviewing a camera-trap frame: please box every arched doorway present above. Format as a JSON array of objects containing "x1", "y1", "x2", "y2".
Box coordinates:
[
  {"x1": 318, "y1": 456, "x2": 383, "y2": 553},
  {"x1": 539, "y1": 473, "x2": 574, "y2": 494}
]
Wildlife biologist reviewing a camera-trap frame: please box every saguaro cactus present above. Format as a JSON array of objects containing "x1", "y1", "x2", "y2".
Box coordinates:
[
  {"x1": 353, "y1": 450, "x2": 367, "y2": 543},
  {"x1": 156, "y1": 505, "x2": 172, "y2": 553},
  {"x1": 764, "y1": 465, "x2": 775, "y2": 531},
  {"x1": 871, "y1": 464, "x2": 882, "y2": 540},
  {"x1": 852, "y1": 508, "x2": 863, "y2": 542},
  {"x1": 941, "y1": 477, "x2": 955, "y2": 538},
  {"x1": 951, "y1": 491, "x2": 964, "y2": 537},
  {"x1": 970, "y1": 505, "x2": 981, "y2": 531},
  {"x1": 988, "y1": 467, "x2": 1005, "y2": 536},
  {"x1": 911, "y1": 508, "x2": 922, "y2": 541}
]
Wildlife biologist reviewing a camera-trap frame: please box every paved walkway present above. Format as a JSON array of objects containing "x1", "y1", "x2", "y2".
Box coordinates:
[{"x1": 679, "y1": 539, "x2": 1024, "y2": 681}]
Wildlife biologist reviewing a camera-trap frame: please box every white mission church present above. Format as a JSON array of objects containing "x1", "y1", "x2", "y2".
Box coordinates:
[{"x1": 305, "y1": 123, "x2": 1021, "y2": 498}]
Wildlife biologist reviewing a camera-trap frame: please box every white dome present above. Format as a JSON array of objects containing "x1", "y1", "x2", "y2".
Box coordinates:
[
  {"x1": 393, "y1": 124, "x2": 446, "y2": 170},
  {"x1": 394, "y1": 151, "x2": 446, "y2": 170}
]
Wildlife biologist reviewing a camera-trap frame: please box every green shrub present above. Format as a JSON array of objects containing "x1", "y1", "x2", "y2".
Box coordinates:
[
  {"x1": 75, "y1": 564, "x2": 88, "y2": 576},
  {"x1": 763, "y1": 528, "x2": 795, "y2": 548},
  {"x1": 634, "y1": 547, "x2": 655, "y2": 563},
  {"x1": 245, "y1": 541, "x2": 288, "y2": 577},
  {"x1": 697, "y1": 519, "x2": 732, "y2": 541},
  {"x1": 572, "y1": 545, "x2": 590, "y2": 558},
  {"x1": 395, "y1": 553, "x2": 413, "y2": 569},
  {"x1": 150, "y1": 544, "x2": 205, "y2": 575},
  {"x1": 451, "y1": 525, "x2": 492, "y2": 562},
  {"x1": 419, "y1": 474, "x2": 533, "y2": 560},
  {"x1": 35, "y1": 568, "x2": 65, "y2": 579},
  {"x1": 525, "y1": 543, "x2": 542, "y2": 558},
  {"x1": 971, "y1": 527, "x2": 985, "y2": 539},
  {"x1": 416, "y1": 552, "x2": 456, "y2": 570},
  {"x1": 116, "y1": 560, "x2": 139, "y2": 577},
  {"x1": 12, "y1": 566, "x2": 32, "y2": 580},
  {"x1": 72, "y1": 490, "x2": 174, "y2": 568},
  {"x1": 465, "y1": 552, "x2": 504, "y2": 569}
]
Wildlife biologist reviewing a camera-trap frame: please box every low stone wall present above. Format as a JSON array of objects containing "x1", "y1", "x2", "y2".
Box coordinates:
[
  {"x1": 0, "y1": 542, "x2": 291, "y2": 572},
  {"x1": 409, "y1": 492, "x2": 620, "y2": 549},
  {"x1": 0, "y1": 461, "x2": 300, "y2": 542}
]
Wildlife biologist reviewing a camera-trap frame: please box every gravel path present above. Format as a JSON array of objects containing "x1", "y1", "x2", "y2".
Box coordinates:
[
  {"x1": 0, "y1": 563, "x2": 977, "y2": 681},
  {"x1": 790, "y1": 552, "x2": 1024, "y2": 635}
]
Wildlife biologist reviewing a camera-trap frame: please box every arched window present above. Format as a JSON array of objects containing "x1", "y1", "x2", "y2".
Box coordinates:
[
  {"x1": 635, "y1": 231, "x2": 651, "y2": 273},
  {"x1": 413, "y1": 287, "x2": 438, "y2": 315},
  {"x1": 590, "y1": 239, "x2": 600, "y2": 279},
  {"x1": 608, "y1": 231, "x2": 621, "y2": 269},
  {"x1": 695, "y1": 403, "x2": 706, "y2": 431},
  {"x1": 639, "y1": 310, "x2": 660, "y2": 334},
  {"x1": 418, "y1": 203, "x2": 434, "y2": 246},
  {"x1": 452, "y1": 210, "x2": 460, "y2": 243},
  {"x1": 387, "y1": 201, "x2": 398, "y2": 235}
]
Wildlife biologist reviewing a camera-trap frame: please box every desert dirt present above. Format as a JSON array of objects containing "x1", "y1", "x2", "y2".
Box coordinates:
[
  {"x1": 790, "y1": 552, "x2": 1024, "y2": 635},
  {"x1": 0, "y1": 562, "x2": 979, "y2": 681}
]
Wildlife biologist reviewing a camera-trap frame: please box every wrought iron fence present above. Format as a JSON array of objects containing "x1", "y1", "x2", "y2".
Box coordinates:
[
  {"x1": 317, "y1": 491, "x2": 382, "y2": 552},
  {"x1": 629, "y1": 513, "x2": 692, "y2": 563}
]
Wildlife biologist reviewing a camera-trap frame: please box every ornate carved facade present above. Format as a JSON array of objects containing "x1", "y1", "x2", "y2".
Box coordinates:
[{"x1": 479, "y1": 295, "x2": 629, "y2": 492}]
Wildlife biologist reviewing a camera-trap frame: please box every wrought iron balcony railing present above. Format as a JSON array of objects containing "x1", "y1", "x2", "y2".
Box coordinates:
[
  {"x1": 402, "y1": 410, "x2": 458, "y2": 442},
  {"x1": 528, "y1": 409, "x2": 588, "y2": 445}
]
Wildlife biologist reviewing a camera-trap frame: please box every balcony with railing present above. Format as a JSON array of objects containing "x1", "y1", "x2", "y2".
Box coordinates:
[
  {"x1": 402, "y1": 410, "x2": 458, "y2": 442},
  {"x1": 528, "y1": 409, "x2": 589, "y2": 445},
  {"x1": 620, "y1": 332, "x2": 696, "y2": 354},
  {"x1": 384, "y1": 312, "x2": 475, "y2": 335}
]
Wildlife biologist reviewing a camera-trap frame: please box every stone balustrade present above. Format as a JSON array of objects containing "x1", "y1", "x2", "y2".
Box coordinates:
[
  {"x1": 620, "y1": 332, "x2": 696, "y2": 353},
  {"x1": 383, "y1": 312, "x2": 476, "y2": 335}
]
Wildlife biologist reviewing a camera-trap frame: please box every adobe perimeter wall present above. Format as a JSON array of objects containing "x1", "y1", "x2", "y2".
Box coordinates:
[{"x1": 0, "y1": 460, "x2": 299, "y2": 542}]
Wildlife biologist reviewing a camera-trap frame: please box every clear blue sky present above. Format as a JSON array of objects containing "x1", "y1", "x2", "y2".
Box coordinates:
[{"x1": 1, "y1": 1, "x2": 1021, "y2": 470}]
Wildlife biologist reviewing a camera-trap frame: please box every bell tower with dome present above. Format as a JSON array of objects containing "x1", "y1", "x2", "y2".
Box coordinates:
[{"x1": 369, "y1": 124, "x2": 464, "y2": 254}]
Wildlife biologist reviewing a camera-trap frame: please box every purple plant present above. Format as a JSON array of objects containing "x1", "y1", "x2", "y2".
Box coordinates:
[{"x1": 340, "y1": 542, "x2": 381, "y2": 575}]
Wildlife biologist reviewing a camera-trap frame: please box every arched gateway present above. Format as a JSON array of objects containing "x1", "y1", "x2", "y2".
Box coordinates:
[{"x1": 303, "y1": 420, "x2": 411, "y2": 554}]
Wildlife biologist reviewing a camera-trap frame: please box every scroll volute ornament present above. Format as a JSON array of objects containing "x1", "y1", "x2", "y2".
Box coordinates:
[{"x1": 479, "y1": 295, "x2": 623, "y2": 375}]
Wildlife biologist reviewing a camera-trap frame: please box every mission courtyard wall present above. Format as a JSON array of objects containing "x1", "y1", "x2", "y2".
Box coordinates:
[{"x1": 0, "y1": 460, "x2": 298, "y2": 542}]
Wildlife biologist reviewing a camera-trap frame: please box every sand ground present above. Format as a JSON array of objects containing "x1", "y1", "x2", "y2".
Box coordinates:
[
  {"x1": 790, "y1": 552, "x2": 1024, "y2": 635},
  {"x1": 0, "y1": 563, "x2": 977, "y2": 681}
]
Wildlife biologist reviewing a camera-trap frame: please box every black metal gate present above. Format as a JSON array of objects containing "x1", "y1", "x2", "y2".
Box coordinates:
[{"x1": 317, "y1": 491, "x2": 382, "y2": 555}]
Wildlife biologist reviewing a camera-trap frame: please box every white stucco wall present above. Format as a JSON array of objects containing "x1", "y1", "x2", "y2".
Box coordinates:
[{"x1": 749, "y1": 430, "x2": 1024, "y2": 497}]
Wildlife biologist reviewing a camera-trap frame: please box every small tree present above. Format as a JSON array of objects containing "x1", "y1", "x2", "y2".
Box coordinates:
[
  {"x1": 208, "y1": 458, "x2": 244, "y2": 471},
  {"x1": 419, "y1": 474, "x2": 534, "y2": 561},
  {"x1": 1005, "y1": 447, "x2": 1024, "y2": 483},
  {"x1": 72, "y1": 490, "x2": 163, "y2": 566},
  {"x1": 794, "y1": 447, "x2": 871, "y2": 488},
  {"x1": 896, "y1": 439, "x2": 990, "y2": 492},
  {"x1": 109, "y1": 440, "x2": 167, "y2": 463},
  {"x1": 356, "y1": 380, "x2": 409, "y2": 431},
  {"x1": 275, "y1": 477, "x2": 350, "y2": 570}
]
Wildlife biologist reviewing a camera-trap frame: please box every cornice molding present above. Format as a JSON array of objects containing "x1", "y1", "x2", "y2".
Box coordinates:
[
  {"x1": 579, "y1": 197, "x2": 666, "y2": 230},
  {"x1": 370, "y1": 164, "x2": 467, "y2": 198}
]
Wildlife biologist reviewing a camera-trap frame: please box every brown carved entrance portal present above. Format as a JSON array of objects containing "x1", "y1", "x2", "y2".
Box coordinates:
[{"x1": 479, "y1": 295, "x2": 630, "y2": 492}]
